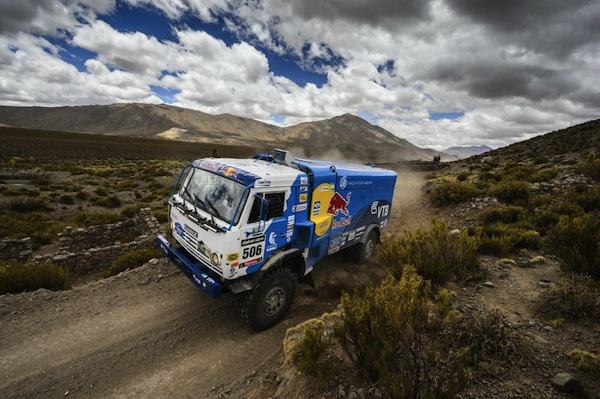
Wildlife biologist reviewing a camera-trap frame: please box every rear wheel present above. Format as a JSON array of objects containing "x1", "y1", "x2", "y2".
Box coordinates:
[
  {"x1": 353, "y1": 230, "x2": 378, "y2": 265},
  {"x1": 239, "y1": 266, "x2": 297, "y2": 331}
]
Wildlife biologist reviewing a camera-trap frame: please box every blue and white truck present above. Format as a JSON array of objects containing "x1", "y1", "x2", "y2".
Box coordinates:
[{"x1": 156, "y1": 149, "x2": 397, "y2": 330}]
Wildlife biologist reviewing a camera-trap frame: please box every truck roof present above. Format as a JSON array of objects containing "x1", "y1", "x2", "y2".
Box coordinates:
[
  {"x1": 193, "y1": 156, "x2": 396, "y2": 189},
  {"x1": 193, "y1": 158, "x2": 304, "y2": 187}
]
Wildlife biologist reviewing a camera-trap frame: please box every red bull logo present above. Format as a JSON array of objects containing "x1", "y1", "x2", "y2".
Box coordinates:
[
  {"x1": 327, "y1": 192, "x2": 351, "y2": 216},
  {"x1": 218, "y1": 166, "x2": 238, "y2": 178}
]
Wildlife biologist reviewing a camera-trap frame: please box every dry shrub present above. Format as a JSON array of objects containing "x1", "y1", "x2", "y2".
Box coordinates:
[
  {"x1": 379, "y1": 219, "x2": 480, "y2": 284},
  {"x1": 0, "y1": 261, "x2": 74, "y2": 294},
  {"x1": 546, "y1": 214, "x2": 600, "y2": 279},
  {"x1": 334, "y1": 268, "x2": 471, "y2": 399},
  {"x1": 537, "y1": 274, "x2": 600, "y2": 321},
  {"x1": 567, "y1": 350, "x2": 600, "y2": 376},
  {"x1": 104, "y1": 246, "x2": 162, "y2": 277},
  {"x1": 283, "y1": 318, "x2": 337, "y2": 385},
  {"x1": 491, "y1": 180, "x2": 531, "y2": 205},
  {"x1": 429, "y1": 182, "x2": 482, "y2": 207}
]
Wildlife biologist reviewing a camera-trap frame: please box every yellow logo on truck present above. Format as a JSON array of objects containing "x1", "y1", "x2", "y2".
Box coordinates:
[{"x1": 311, "y1": 183, "x2": 335, "y2": 236}]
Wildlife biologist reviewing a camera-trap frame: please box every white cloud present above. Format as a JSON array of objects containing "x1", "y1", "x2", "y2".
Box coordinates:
[{"x1": 0, "y1": 0, "x2": 597, "y2": 150}]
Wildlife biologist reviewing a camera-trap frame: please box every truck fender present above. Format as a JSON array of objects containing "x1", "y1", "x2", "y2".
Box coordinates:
[
  {"x1": 242, "y1": 248, "x2": 311, "y2": 293},
  {"x1": 360, "y1": 224, "x2": 380, "y2": 245}
]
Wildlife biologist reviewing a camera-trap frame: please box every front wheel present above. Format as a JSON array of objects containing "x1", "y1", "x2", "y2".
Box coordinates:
[
  {"x1": 239, "y1": 266, "x2": 297, "y2": 331},
  {"x1": 353, "y1": 230, "x2": 378, "y2": 265}
]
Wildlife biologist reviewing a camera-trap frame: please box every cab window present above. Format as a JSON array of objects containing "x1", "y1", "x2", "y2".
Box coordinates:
[{"x1": 248, "y1": 192, "x2": 285, "y2": 223}]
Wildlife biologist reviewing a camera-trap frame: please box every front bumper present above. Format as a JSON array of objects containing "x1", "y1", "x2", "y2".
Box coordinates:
[{"x1": 156, "y1": 235, "x2": 222, "y2": 299}]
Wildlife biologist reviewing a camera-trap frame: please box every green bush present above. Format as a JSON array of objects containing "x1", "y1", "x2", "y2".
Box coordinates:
[
  {"x1": 59, "y1": 194, "x2": 74, "y2": 205},
  {"x1": 284, "y1": 318, "x2": 336, "y2": 384},
  {"x1": 479, "y1": 171, "x2": 502, "y2": 182},
  {"x1": 477, "y1": 235, "x2": 512, "y2": 257},
  {"x1": 456, "y1": 172, "x2": 469, "y2": 182},
  {"x1": 121, "y1": 205, "x2": 141, "y2": 218},
  {"x1": 75, "y1": 190, "x2": 90, "y2": 200},
  {"x1": 478, "y1": 224, "x2": 542, "y2": 253},
  {"x1": 0, "y1": 261, "x2": 74, "y2": 294},
  {"x1": 533, "y1": 211, "x2": 561, "y2": 235},
  {"x1": 0, "y1": 212, "x2": 65, "y2": 249},
  {"x1": 537, "y1": 274, "x2": 599, "y2": 320},
  {"x1": 532, "y1": 156, "x2": 550, "y2": 165},
  {"x1": 480, "y1": 206, "x2": 527, "y2": 225},
  {"x1": 546, "y1": 215, "x2": 600, "y2": 278},
  {"x1": 378, "y1": 219, "x2": 480, "y2": 284},
  {"x1": 334, "y1": 269, "x2": 470, "y2": 398},
  {"x1": 453, "y1": 310, "x2": 517, "y2": 365},
  {"x1": 94, "y1": 195, "x2": 121, "y2": 208},
  {"x1": 72, "y1": 211, "x2": 124, "y2": 227},
  {"x1": 530, "y1": 168, "x2": 559, "y2": 183},
  {"x1": 491, "y1": 181, "x2": 530, "y2": 205},
  {"x1": 578, "y1": 153, "x2": 600, "y2": 182},
  {"x1": 152, "y1": 208, "x2": 169, "y2": 223},
  {"x1": 104, "y1": 246, "x2": 163, "y2": 277},
  {"x1": 95, "y1": 186, "x2": 109, "y2": 196},
  {"x1": 6, "y1": 198, "x2": 52, "y2": 213},
  {"x1": 429, "y1": 182, "x2": 482, "y2": 207}
]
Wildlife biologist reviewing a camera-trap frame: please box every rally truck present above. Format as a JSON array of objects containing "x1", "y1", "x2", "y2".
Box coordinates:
[{"x1": 156, "y1": 149, "x2": 397, "y2": 331}]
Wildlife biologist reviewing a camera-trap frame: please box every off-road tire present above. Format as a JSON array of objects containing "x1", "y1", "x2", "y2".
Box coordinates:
[
  {"x1": 353, "y1": 230, "x2": 378, "y2": 265},
  {"x1": 239, "y1": 266, "x2": 298, "y2": 331}
]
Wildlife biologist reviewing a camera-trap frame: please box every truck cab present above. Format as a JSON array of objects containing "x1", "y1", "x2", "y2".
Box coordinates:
[{"x1": 157, "y1": 149, "x2": 397, "y2": 330}]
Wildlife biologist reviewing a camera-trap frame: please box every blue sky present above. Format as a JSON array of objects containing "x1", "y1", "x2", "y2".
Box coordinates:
[{"x1": 0, "y1": 0, "x2": 598, "y2": 150}]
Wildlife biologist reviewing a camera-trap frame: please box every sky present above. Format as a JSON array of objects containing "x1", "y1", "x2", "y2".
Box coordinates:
[{"x1": 0, "y1": 0, "x2": 598, "y2": 150}]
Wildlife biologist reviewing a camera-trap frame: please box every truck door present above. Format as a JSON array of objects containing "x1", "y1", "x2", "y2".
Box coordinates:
[{"x1": 238, "y1": 190, "x2": 289, "y2": 273}]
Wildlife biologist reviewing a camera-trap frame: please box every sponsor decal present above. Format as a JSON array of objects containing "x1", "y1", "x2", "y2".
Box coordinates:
[
  {"x1": 231, "y1": 262, "x2": 239, "y2": 267},
  {"x1": 287, "y1": 215, "x2": 295, "y2": 226},
  {"x1": 241, "y1": 235, "x2": 264, "y2": 246},
  {"x1": 174, "y1": 222, "x2": 184, "y2": 237},
  {"x1": 348, "y1": 231, "x2": 356, "y2": 241},
  {"x1": 226, "y1": 253, "x2": 239, "y2": 262},
  {"x1": 299, "y1": 193, "x2": 308, "y2": 202},
  {"x1": 347, "y1": 180, "x2": 372, "y2": 186},
  {"x1": 328, "y1": 243, "x2": 341, "y2": 255},
  {"x1": 240, "y1": 257, "x2": 262, "y2": 268},
  {"x1": 377, "y1": 204, "x2": 390, "y2": 218},
  {"x1": 319, "y1": 185, "x2": 330, "y2": 192},
  {"x1": 300, "y1": 176, "x2": 308, "y2": 185},
  {"x1": 339, "y1": 176, "x2": 348, "y2": 190},
  {"x1": 312, "y1": 201, "x2": 321, "y2": 216},
  {"x1": 255, "y1": 179, "x2": 271, "y2": 187},
  {"x1": 300, "y1": 185, "x2": 308, "y2": 192},
  {"x1": 269, "y1": 232, "x2": 277, "y2": 246},
  {"x1": 292, "y1": 203, "x2": 308, "y2": 212},
  {"x1": 319, "y1": 220, "x2": 329, "y2": 228},
  {"x1": 221, "y1": 167, "x2": 238, "y2": 178},
  {"x1": 371, "y1": 201, "x2": 379, "y2": 214},
  {"x1": 332, "y1": 217, "x2": 351, "y2": 229},
  {"x1": 327, "y1": 192, "x2": 351, "y2": 216}
]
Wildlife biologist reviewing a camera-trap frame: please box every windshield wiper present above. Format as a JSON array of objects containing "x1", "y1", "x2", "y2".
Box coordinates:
[{"x1": 204, "y1": 197, "x2": 221, "y2": 218}]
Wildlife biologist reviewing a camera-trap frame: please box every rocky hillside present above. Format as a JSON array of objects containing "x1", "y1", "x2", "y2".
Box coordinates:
[{"x1": 0, "y1": 103, "x2": 438, "y2": 162}]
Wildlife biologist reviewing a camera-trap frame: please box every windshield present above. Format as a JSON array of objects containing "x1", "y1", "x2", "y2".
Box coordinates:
[{"x1": 180, "y1": 167, "x2": 248, "y2": 225}]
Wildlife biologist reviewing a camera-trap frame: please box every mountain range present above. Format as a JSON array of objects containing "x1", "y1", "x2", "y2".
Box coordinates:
[{"x1": 0, "y1": 103, "x2": 447, "y2": 162}]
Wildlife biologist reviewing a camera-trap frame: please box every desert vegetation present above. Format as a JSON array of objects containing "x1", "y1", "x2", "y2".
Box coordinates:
[
  {"x1": 282, "y1": 125, "x2": 599, "y2": 398},
  {"x1": 0, "y1": 127, "x2": 254, "y2": 292}
]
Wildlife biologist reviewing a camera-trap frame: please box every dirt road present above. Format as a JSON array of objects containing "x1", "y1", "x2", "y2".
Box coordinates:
[{"x1": 0, "y1": 250, "x2": 392, "y2": 399}]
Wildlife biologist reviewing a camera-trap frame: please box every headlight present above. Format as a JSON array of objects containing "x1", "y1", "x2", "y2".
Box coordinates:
[{"x1": 211, "y1": 252, "x2": 221, "y2": 266}]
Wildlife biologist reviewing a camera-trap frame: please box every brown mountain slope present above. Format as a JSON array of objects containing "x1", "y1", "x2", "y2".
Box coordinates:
[
  {"x1": 469, "y1": 119, "x2": 600, "y2": 163},
  {"x1": 0, "y1": 104, "x2": 436, "y2": 162}
]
